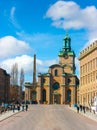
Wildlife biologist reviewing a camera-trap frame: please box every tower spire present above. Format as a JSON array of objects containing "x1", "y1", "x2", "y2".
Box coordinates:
[
  {"x1": 33, "y1": 54, "x2": 36, "y2": 88},
  {"x1": 63, "y1": 33, "x2": 71, "y2": 52}
]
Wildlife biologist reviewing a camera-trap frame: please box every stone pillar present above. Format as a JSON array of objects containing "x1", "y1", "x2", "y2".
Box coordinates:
[
  {"x1": 47, "y1": 86, "x2": 50, "y2": 104},
  {"x1": 63, "y1": 87, "x2": 65, "y2": 104},
  {"x1": 61, "y1": 76, "x2": 65, "y2": 104},
  {"x1": 37, "y1": 86, "x2": 41, "y2": 104},
  {"x1": 61, "y1": 86, "x2": 63, "y2": 104},
  {"x1": 72, "y1": 86, "x2": 75, "y2": 104},
  {"x1": 28, "y1": 88, "x2": 30, "y2": 101}
]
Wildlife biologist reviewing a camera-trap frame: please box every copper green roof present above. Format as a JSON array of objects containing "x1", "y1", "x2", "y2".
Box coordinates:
[
  {"x1": 24, "y1": 82, "x2": 32, "y2": 87},
  {"x1": 64, "y1": 33, "x2": 71, "y2": 41},
  {"x1": 58, "y1": 33, "x2": 75, "y2": 57},
  {"x1": 38, "y1": 73, "x2": 50, "y2": 76},
  {"x1": 58, "y1": 51, "x2": 75, "y2": 56}
]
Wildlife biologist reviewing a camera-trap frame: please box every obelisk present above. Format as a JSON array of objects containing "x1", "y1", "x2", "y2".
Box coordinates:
[{"x1": 33, "y1": 54, "x2": 36, "y2": 88}]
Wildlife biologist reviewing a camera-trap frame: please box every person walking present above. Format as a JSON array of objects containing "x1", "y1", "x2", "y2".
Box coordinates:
[
  {"x1": 80, "y1": 104, "x2": 82, "y2": 111},
  {"x1": 17, "y1": 104, "x2": 20, "y2": 111},
  {"x1": 77, "y1": 104, "x2": 79, "y2": 113},
  {"x1": 26, "y1": 104, "x2": 28, "y2": 111},
  {"x1": 12, "y1": 104, "x2": 15, "y2": 113},
  {"x1": 22, "y1": 104, "x2": 24, "y2": 111},
  {"x1": 83, "y1": 106, "x2": 85, "y2": 113}
]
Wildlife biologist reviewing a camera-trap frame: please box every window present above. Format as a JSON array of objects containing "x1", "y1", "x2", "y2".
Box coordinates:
[
  {"x1": 55, "y1": 69, "x2": 58, "y2": 76},
  {"x1": 42, "y1": 78, "x2": 45, "y2": 83},
  {"x1": 53, "y1": 82, "x2": 60, "y2": 90},
  {"x1": 67, "y1": 78, "x2": 71, "y2": 85}
]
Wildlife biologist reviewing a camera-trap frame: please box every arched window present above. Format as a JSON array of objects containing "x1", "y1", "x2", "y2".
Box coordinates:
[{"x1": 55, "y1": 69, "x2": 58, "y2": 76}]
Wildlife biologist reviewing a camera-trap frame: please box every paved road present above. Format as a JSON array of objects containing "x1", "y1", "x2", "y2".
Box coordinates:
[{"x1": 0, "y1": 105, "x2": 97, "y2": 130}]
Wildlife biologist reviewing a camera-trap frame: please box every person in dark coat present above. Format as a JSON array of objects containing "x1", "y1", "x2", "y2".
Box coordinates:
[
  {"x1": 77, "y1": 104, "x2": 79, "y2": 113},
  {"x1": 80, "y1": 104, "x2": 82, "y2": 111},
  {"x1": 83, "y1": 106, "x2": 85, "y2": 113},
  {"x1": 17, "y1": 104, "x2": 20, "y2": 111},
  {"x1": 12, "y1": 104, "x2": 15, "y2": 113},
  {"x1": 26, "y1": 104, "x2": 28, "y2": 111}
]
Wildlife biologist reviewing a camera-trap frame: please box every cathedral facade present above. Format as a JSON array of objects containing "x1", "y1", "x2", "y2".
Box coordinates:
[{"x1": 25, "y1": 34, "x2": 79, "y2": 105}]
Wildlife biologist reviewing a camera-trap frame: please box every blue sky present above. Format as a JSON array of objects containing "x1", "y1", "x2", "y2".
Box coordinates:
[{"x1": 0, "y1": 0, "x2": 97, "y2": 83}]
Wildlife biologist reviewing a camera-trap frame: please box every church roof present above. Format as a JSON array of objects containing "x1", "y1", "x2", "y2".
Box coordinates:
[
  {"x1": 58, "y1": 51, "x2": 74, "y2": 56},
  {"x1": 24, "y1": 82, "x2": 32, "y2": 88},
  {"x1": 49, "y1": 64, "x2": 62, "y2": 68},
  {"x1": 62, "y1": 73, "x2": 76, "y2": 76},
  {"x1": 38, "y1": 73, "x2": 50, "y2": 76}
]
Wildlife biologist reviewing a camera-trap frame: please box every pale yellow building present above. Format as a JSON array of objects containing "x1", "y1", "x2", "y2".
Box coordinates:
[
  {"x1": 25, "y1": 34, "x2": 79, "y2": 105},
  {"x1": 79, "y1": 40, "x2": 97, "y2": 106}
]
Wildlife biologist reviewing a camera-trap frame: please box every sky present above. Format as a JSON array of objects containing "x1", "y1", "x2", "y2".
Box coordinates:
[{"x1": 0, "y1": 0, "x2": 97, "y2": 83}]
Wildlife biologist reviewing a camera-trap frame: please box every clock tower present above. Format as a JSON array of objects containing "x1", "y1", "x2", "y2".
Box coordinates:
[{"x1": 58, "y1": 34, "x2": 75, "y2": 74}]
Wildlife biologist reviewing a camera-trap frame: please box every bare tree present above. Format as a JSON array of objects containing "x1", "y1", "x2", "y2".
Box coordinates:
[
  {"x1": 19, "y1": 68, "x2": 24, "y2": 100},
  {"x1": 10, "y1": 63, "x2": 18, "y2": 85}
]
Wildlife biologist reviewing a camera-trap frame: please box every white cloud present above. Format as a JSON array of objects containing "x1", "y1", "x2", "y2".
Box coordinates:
[
  {"x1": 10, "y1": 6, "x2": 20, "y2": 29},
  {"x1": 0, "y1": 54, "x2": 79, "y2": 81},
  {"x1": 46, "y1": 1, "x2": 97, "y2": 30},
  {"x1": 46, "y1": 0, "x2": 97, "y2": 51},
  {"x1": 0, "y1": 55, "x2": 42, "y2": 75},
  {"x1": 0, "y1": 36, "x2": 32, "y2": 58},
  {"x1": 0, "y1": 55, "x2": 58, "y2": 81}
]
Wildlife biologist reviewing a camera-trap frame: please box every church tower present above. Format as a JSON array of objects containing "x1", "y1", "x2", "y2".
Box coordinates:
[{"x1": 58, "y1": 34, "x2": 76, "y2": 74}]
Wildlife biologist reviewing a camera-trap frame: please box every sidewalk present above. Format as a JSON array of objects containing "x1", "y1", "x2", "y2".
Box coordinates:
[
  {"x1": 0, "y1": 110, "x2": 21, "y2": 122},
  {"x1": 69, "y1": 106, "x2": 97, "y2": 122}
]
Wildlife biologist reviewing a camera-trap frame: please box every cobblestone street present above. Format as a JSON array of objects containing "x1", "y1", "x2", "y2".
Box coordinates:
[{"x1": 0, "y1": 105, "x2": 97, "y2": 130}]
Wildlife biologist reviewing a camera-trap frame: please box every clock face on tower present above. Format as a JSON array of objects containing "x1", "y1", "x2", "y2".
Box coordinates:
[{"x1": 64, "y1": 54, "x2": 68, "y2": 59}]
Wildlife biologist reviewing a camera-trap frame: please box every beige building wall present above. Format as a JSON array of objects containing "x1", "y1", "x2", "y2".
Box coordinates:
[{"x1": 79, "y1": 40, "x2": 97, "y2": 106}]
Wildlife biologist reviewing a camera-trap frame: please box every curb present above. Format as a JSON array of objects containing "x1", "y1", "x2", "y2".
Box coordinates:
[
  {"x1": 0, "y1": 110, "x2": 22, "y2": 122},
  {"x1": 68, "y1": 106, "x2": 97, "y2": 122}
]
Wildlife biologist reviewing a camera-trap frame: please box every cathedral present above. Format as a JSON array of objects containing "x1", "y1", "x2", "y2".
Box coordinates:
[{"x1": 25, "y1": 34, "x2": 79, "y2": 105}]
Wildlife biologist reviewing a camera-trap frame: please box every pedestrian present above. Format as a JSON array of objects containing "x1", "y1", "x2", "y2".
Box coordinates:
[
  {"x1": 17, "y1": 104, "x2": 20, "y2": 111},
  {"x1": 26, "y1": 104, "x2": 28, "y2": 111},
  {"x1": 77, "y1": 104, "x2": 79, "y2": 113},
  {"x1": 22, "y1": 104, "x2": 24, "y2": 111},
  {"x1": 83, "y1": 106, "x2": 85, "y2": 113},
  {"x1": 80, "y1": 104, "x2": 82, "y2": 111},
  {"x1": 12, "y1": 104, "x2": 15, "y2": 113}
]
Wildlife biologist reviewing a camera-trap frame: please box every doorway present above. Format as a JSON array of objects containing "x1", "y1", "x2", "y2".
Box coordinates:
[
  {"x1": 66, "y1": 89, "x2": 71, "y2": 103},
  {"x1": 53, "y1": 94, "x2": 61, "y2": 104},
  {"x1": 42, "y1": 89, "x2": 46, "y2": 103}
]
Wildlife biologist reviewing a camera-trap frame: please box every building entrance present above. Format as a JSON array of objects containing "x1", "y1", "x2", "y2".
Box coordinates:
[
  {"x1": 66, "y1": 89, "x2": 71, "y2": 103},
  {"x1": 42, "y1": 89, "x2": 46, "y2": 103},
  {"x1": 53, "y1": 94, "x2": 61, "y2": 104},
  {"x1": 31, "y1": 91, "x2": 37, "y2": 101}
]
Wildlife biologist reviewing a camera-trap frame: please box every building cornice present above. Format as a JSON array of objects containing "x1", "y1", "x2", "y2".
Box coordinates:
[{"x1": 79, "y1": 40, "x2": 97, "y2": 60}]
